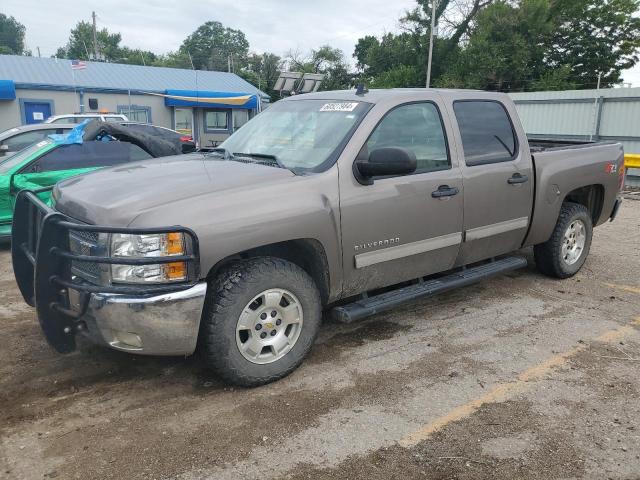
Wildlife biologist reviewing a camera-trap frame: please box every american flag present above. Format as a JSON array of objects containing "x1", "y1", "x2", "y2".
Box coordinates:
[{"x1": 71, "y1": 60, "x2": 87, "y2": 70}]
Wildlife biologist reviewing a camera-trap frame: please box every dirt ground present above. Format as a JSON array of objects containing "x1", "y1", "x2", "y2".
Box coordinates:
[{"x1": 1, "y1": 199, "x2": 639, "y2": 480}]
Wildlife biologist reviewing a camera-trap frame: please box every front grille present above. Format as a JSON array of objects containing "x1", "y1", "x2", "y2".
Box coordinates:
[{"x1": 69, "y1": 230, "x2": 104, "y2": 284}]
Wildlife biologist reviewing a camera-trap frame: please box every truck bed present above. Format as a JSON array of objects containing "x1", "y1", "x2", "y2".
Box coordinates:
[
  {"x1": 523, "y1": 139, "x2": 624, "y2": 247},
  {"x1": 528, "y1": 137, "x2": 615, "y2": 153}
]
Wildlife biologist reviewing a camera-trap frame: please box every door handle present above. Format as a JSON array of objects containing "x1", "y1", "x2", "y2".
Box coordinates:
[
  {"x1": 508, "y1": 173, "x2": 528, "y2": 184},
  {"x1": 431, "y1": 185, "x2": 459, "y2": 198}
]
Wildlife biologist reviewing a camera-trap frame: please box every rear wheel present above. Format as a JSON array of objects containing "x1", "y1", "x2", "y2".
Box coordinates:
[
  {"x1": 200, "y1": 257, "x2": 321, "y2": 387},
  {"x1": 534, "y1": 202, "x2": 593, "y2": 279}
]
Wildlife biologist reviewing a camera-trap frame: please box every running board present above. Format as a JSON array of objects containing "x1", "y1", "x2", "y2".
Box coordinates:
[{"x1": 331, "y1": 256, "x2": 527, "y2": 324}]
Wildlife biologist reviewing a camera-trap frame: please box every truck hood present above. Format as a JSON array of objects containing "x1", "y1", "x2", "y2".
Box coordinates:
[{"x1": 53, "y1": 154, "x2": 296, "y2": 225}]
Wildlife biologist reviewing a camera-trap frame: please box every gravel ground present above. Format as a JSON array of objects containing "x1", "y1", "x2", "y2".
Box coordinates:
[{"x1": 1, "y1": 199, "x2": 639, "y2": 480}]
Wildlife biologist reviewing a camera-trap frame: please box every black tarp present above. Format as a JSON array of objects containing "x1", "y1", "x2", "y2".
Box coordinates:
[{"x1": 82, "y1": 121, "x2": 182, "y2": 158}]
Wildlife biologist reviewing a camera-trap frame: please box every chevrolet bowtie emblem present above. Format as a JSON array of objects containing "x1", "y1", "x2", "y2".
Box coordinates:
[{"x1": 265, "y1": 322, "x2": 274, "y2": 329}]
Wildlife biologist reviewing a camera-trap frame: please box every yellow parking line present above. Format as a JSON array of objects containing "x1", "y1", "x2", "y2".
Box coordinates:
[
  {"x1": 398, "y1": 317, "x2": 640, "y2": 448},
  {"x1": 604, "y1": 283, "x2": 640, "y2": 295}
]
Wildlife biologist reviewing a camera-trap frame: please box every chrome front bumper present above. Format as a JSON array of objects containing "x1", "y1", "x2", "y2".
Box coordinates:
[{"x1": 79, "y1": 282, "x2": 207, "y2": 355}]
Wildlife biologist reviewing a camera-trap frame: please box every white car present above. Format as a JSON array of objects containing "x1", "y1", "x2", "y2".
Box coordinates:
[{"x1": 45, "y1": 113, "x2": 129, "y2": 124}]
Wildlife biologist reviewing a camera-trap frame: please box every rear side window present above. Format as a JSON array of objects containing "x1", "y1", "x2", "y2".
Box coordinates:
[
  {"x1": 366, "y1": 102, "x2": 449, "y2": 175},
  {"x1": 2, "y1": 129, "x2": 57, "y2": 151},
  {"x1": 24, "y1": 141, "x2": 152, "y2": 173},
  {"x1": 453, "y1": 101, "x2": 517, "y2": 166}
]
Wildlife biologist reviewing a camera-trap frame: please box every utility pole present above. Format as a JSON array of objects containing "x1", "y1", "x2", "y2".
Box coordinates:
[
  {"x1": 426, "y1": 0, "x2": 437, "y2": 88},
  {"x1": 91, "y1": 11, "x2": 99, "y2": 60},
  {"x1": 36, "y1": 47, "x2": 41, "y2": 58},
  {"x1": 589, "y1": 72, "x2": 602, "y2": 142}
]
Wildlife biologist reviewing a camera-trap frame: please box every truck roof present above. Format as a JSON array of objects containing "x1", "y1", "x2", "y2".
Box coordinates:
[{"x1": 286, "y1": 88, "x2": 511, "y2": 104}]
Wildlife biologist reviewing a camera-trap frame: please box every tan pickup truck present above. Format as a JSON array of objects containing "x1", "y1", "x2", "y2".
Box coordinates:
[{"x1": 12, "y1": 88, "x2": 625, "y2": 386}]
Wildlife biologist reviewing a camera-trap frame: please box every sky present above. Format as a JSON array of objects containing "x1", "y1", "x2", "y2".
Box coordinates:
[{"x1": 3, "y1": 0, "x2": 640, "y2": 87}]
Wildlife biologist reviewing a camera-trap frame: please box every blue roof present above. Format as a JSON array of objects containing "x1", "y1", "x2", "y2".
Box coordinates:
[{"x1": 0, "y1": 55, "x2": 268, "y2": 99}]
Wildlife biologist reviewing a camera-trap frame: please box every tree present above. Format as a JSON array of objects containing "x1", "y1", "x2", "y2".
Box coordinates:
[
  {"x1": 285, "y1": 46, "x2": 352, "y2": 91},
  {"x1": 353, "y1": 0, "x2": 496, "y2": 88},
  {"x1": 546, "y1": 0, "x2": 640, "y2": 88},
  {"x1": 438, "y1": 0, "x2": 640, "y2": 91},
  {"x1": 55, "y1": 21, "x2": 122, "y2": 61},
  {"x1": 114, "y1": 47, "x2": 158, "y2": 66},
  {"x1": 438, "y1": 0, "x2": 554, "y2": 90},
  {"x1": 179, "y1": 21, "x2": 249, "y2": 71},
  {"x1": 369, "y1": 65, "x2": 421, "y2": 88},
  {"x1": 0, "y1": 13, "x2": 26, "y2": 55},
  {"x1": 239, "y1": 52, "x2": 282, "y2": 95}
]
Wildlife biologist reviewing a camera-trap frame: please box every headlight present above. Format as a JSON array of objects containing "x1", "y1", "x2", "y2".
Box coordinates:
[{"x1": 110, "y1": 232, "x2": 187, "y2": 284}]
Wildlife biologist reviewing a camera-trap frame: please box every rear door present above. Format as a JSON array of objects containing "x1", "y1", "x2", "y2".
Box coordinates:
[
  {"x1": 339, "y1": 99, "x2": 464, "y2": 297},
  {"x1": 449, "y1": 99, "x2": 533, "y2": 265}
]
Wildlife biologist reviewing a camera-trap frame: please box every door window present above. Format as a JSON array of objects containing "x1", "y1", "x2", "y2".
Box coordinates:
[
  {"x1": 453, "y1": 101, "x2": 517, "y2": 166},
  {"x1": 174, "y1": 108, "x2": 193, "y2": 136},
  {"x1": 232, "y1": 110, "x2": 249, "y2": 131},
  {"x1": 116, "y1": 107, "x2": 149, "y2": 123},
  {"x1": 23, "y1": 141, "x2": 152, "y2": 173},
  {"x1": 204, "y1": 109, "x2": 229, "y2": 131},
  {"x1": 365, "y1": 102, "x2": 449, "y2": 175}
]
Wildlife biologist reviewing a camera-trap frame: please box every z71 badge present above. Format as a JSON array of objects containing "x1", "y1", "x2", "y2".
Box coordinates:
[{"x1": 604, "y1": 162, "x2": 618, "y2": 174}]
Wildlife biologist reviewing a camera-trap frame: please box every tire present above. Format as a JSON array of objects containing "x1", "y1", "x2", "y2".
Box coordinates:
[
  {"x1": 200, "y1": 256, "x2": 322, "y2": 387},
  {"x1": 534, "y1": 202, "x2": 593, "y2": 279}
]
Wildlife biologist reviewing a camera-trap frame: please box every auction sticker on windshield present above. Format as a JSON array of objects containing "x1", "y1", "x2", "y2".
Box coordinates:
[{"x1": 320, "y1": 102, "x2": 359, "y2": 112}]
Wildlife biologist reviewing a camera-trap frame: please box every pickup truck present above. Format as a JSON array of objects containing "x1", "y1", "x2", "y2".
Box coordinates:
[{"x1": 12, "y1": 88, "x2": 625, "y2": 387}]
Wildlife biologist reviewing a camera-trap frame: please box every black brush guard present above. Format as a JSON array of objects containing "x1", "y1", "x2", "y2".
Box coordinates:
[{"x1": 11, "y1": 189, "x2": 200, "y2": 353}]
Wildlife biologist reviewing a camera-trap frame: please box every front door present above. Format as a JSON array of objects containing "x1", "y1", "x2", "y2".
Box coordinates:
[
  {"x1": 450, "y1": 99, "x2": 533, "y2": 265},
  {"x1": 23, "y1": 102, "x2": 52, "y2": 124},
  {"x1": 339, "y1": 101, "x2": 464, "y2": 297}
]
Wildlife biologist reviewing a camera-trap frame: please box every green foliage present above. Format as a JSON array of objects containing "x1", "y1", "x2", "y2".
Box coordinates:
[
  {"x1": 356, "y1": 0, "x2": 640, "y2": 92},
  {"x1": 546, "y1": 0, "x2": 640, "y2": 88},
  {"x1": 285, "y1": 46, "x2": 352, "y2": 91},
  {"x1": 55, "y1": 21, "x2": 122, "y2": 60},
  {"x1": 238, "y1": 53, "x2": 282, "y2": 97},
  {"x1": 369, "y1": 65, "x2": 421, "y2": 88},
  {"x1": 0, "y1": 13, "x2": 26, "y2": 55},
  {"x1": 529, "y1": 66, "x2": 578, "y2": 91},
  {"x1": 114, "y1": 47, "x2": 159, "y2": 66},
  {"x1": 179, "y1": 21, "x2": 249, "y2": 71},
  {"x1": 442, "y1": 0, "x2": 554, "y2": 90}
]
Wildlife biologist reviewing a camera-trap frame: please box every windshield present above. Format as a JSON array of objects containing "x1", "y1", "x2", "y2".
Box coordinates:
[
  {"x1": 0, "y1": 139, "x2": 53, "y2": 175},
  {"x1": 219, "y1": 99, "x2": 370, "y2": 173}
]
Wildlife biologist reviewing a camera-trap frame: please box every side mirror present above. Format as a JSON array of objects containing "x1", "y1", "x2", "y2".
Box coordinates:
[{"x1": 355, "y1": 147, "x2": 417, "y2": 184}]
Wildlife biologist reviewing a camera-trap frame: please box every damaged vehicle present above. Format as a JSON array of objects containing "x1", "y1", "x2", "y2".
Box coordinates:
[
  {"x1": 12, "y1": 89, "x2": 625, "y2": 386},
  {"x1": 0, "y1": 121, "x2": 182, "y2": 240}
]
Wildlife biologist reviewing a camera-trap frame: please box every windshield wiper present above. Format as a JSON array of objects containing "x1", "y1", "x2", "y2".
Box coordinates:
[{"x1": 233, "y1": 152, "x2": 287, "y2": 170}]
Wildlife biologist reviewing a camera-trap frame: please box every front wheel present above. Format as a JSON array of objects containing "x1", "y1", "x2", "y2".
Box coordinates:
[
  {"x1": 200, "y1": 257, "x2": 322, "y2": 387},
  {"x1": 534, "y1": 202, "x2": 593, "y2": 279}
]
